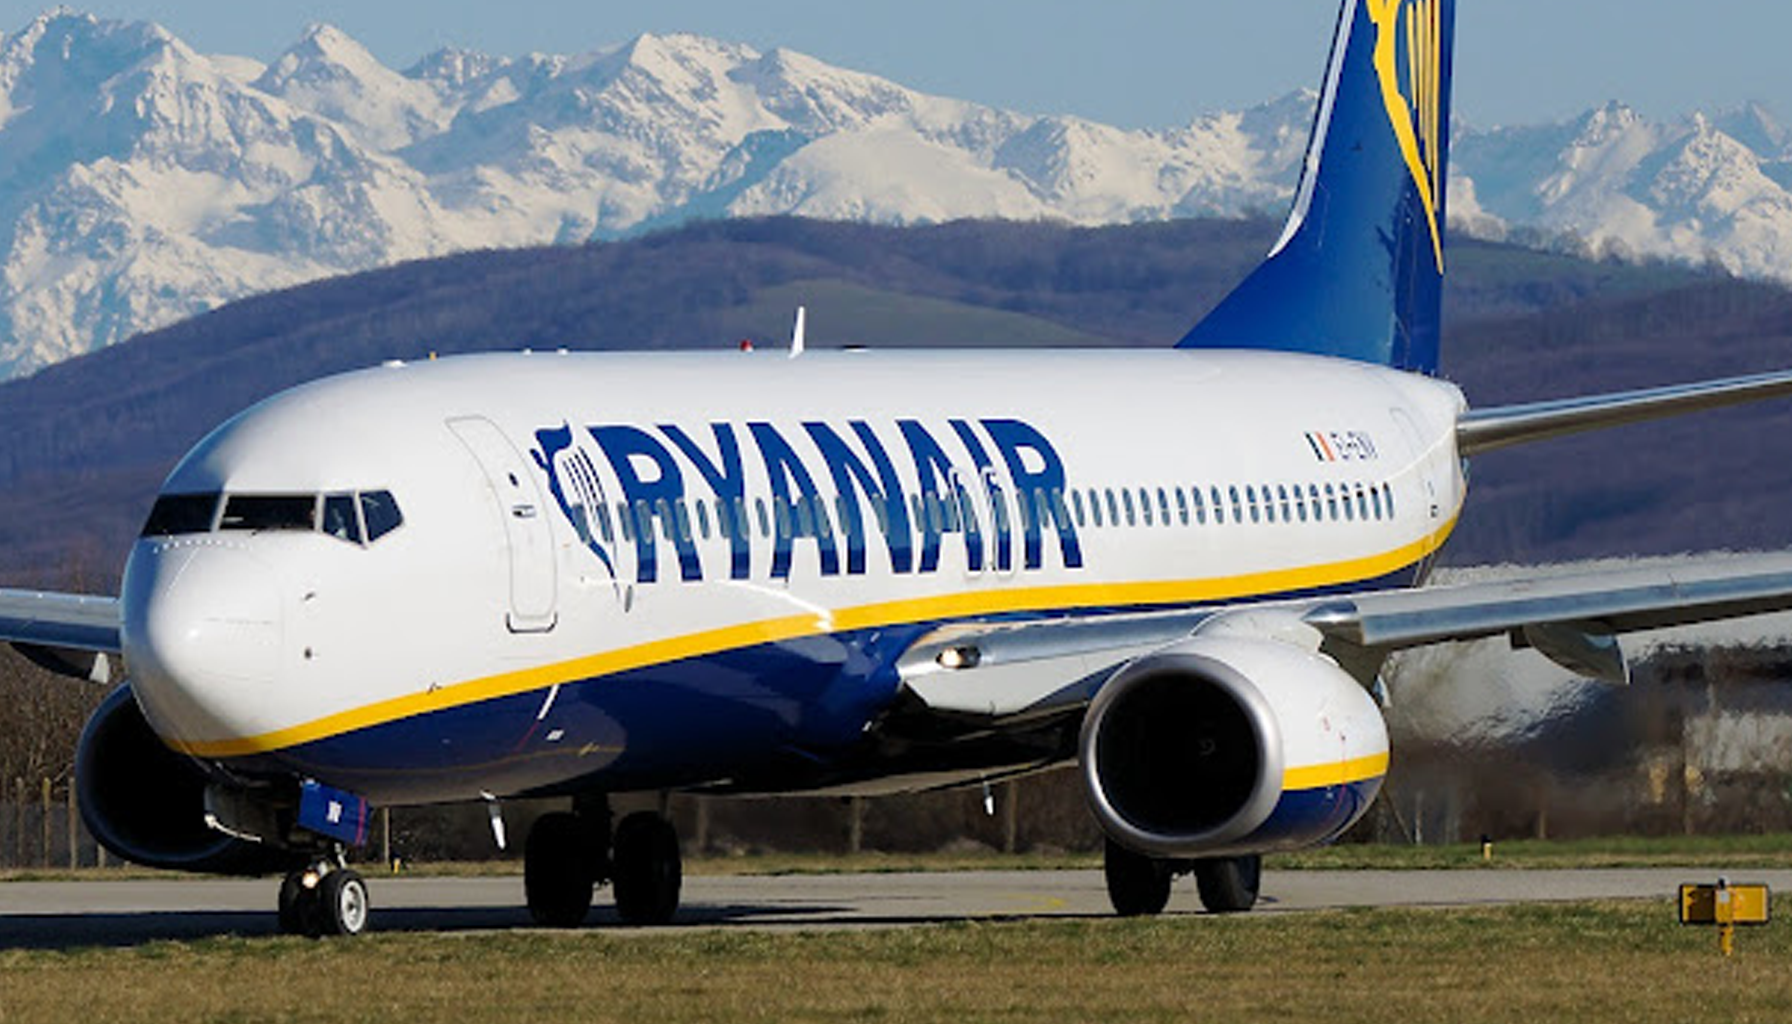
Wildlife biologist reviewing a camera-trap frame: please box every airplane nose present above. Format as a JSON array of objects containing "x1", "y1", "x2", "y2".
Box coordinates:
[{"x1": 122, "y1": 539, "x2": 285, "y2": 744}]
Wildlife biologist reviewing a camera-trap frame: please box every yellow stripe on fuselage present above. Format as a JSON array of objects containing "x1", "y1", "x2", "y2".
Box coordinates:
[
  {"x1": 168, "y1": 518, "x2": 1457, "y2": 759},
  {"x1": 1282, "y1": 752, "x2": 1390, "y2": 792}
]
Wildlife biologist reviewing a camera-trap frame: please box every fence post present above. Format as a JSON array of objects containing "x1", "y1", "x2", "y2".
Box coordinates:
[
  {"x1": 13, "y1": 776, "x2": 24, "y2": 867},
  {"x1": 1002, "y1": 781, "x2": 1019, "y2": 854},
  {"x1": 847, "y1": 797, "x2": 864, "y2": 855},
  {"x1": 41, "y1": 777, "x2": 52, "y2": 869},
  {"x1": 68, "y1": 783, "x2": 78, "y2": 870}
]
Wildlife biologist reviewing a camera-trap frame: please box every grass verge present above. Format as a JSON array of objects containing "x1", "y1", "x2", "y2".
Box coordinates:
[
  {"x1": 1, "y1": 901, "x2": 1785, "y2": 1024},
  {"x1": 9, "y1": 833, "x2": 1792, "y2": 883}
]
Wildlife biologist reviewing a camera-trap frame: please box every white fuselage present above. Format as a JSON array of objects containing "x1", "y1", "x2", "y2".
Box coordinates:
[{"x1": 119, "y1": 349, "x2": 1467, "y2": 804}]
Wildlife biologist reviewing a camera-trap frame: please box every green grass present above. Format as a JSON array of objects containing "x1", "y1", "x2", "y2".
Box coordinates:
[
  {"x1": 1, "y1": 902, "x2": 1786, "y2": 1023},
  {"x1": 1268, "y1": 834, "x2": 1792, "y2": 871},
  {"x1": 10, "y1": 834, "x2": 1792, "y2": 884}
]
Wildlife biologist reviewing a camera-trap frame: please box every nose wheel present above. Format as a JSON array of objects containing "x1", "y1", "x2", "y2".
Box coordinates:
[{"x1": 278, "y1": 857, "x2": 370, "y2": 937}]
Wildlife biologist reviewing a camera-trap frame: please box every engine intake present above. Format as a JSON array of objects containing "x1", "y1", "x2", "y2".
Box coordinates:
[
  {"x1": 77, "y1": 684, "x2": 303, "y2": 876},
  {"x1": 1080, "y1": 627, "x2": 1387, "y2": 860}
]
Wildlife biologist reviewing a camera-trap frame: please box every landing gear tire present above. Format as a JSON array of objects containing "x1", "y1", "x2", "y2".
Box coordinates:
[
  {"x1": 318, "y1": 869, "x2": 371, "y2": 936},
  {"x1": 278, "y1": 871, "x2": 313, "y2": 936},
  {"x1": 278, "y1": 863, "x2": 370, "y2": 937},
  {"x1": 611, "y1": 811, "x2": 681, "y2": 925},
  {"x1": 1194, "y1": 854, "x2": 1261, "y2": 914},
  {"x1": 1103, "y1": 837, "x2": 1173, "y2": 917},
  {"x1": 526, "y1": 811, "x2": 600, "y2": 928}
]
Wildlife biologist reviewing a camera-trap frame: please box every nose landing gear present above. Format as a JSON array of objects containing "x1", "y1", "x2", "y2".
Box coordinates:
[{"x1": 278, "y1": 853, "x2": 370, "y2": 937}]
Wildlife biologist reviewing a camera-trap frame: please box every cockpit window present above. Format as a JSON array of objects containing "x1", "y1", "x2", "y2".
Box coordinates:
[
  {"x1": 322, "y1": 494, "x2": 362, "y2": 543},
  {"x1": 141, "y1": 493, "x2": 220, "y2": 537},
  {"x1": 360, "y1": 491, "x2": 404, "y2": 542},
  {"x1": 220, "y1": 495, "x2": 317, "y2": 532},
  {"x1": 141, "y1": 489, "x2": 403, "y2": 545}
]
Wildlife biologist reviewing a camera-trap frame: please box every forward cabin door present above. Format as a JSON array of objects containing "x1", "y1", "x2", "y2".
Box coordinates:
[{"x1": 448, "y1": 416, "x2": 559, "y2": 633}]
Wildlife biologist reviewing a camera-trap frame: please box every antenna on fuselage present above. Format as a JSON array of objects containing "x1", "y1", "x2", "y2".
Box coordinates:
[{"x1": 790, "y1": 306, "x2": 806, "y2": 359}]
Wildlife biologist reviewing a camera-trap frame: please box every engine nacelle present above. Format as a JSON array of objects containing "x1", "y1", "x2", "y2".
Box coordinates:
[
  {"x1": 1079, "y1": 621, "x2": 1388, "y2": 859},
  {"x1": 76, "y1": 684, "x2": 303, "y2": 876}
]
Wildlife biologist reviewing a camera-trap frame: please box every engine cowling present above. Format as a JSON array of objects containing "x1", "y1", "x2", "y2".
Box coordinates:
[
  {"x1": 76, "y1": 684, "x2": 303, "y2": 876},
  {"x1": 1079, "y1": 617, "x2": 1388, "y2": 860}
]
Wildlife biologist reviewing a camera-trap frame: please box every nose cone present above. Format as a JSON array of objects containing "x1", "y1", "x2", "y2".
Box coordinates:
[{"x1": 122, "y1": 539, "x2": 285, "y2": 747}]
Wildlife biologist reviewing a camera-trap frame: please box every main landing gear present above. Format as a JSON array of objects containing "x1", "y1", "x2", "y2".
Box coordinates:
[
  {"x1": 278, "y1": 853, "x2": 371, "y2": 937},
  {"x1": 525, "y1": 797, "x2": 683, "y2": 927},
  {"x1": 1102, "y1": 837, "x2": 1261, "y2": 916}
]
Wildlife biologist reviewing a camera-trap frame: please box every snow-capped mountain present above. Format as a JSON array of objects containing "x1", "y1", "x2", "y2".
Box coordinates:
[
  {"x1": 0, "y1": 10, "x2": 1789, "y2": 379},
  {"x1": 1453, "y1": 102, "x2": 1792, "y2": 277}
]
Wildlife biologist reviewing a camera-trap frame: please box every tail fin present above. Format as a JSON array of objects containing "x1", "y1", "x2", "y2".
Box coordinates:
[{"x1": 1179, "y1": 0, "x2": 1455, "y2": 375}]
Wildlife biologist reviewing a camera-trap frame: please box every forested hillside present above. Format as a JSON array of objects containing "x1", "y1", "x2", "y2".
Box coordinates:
[{"x1": 1, "y1": 216, "x2": 1788, "y2": 587}]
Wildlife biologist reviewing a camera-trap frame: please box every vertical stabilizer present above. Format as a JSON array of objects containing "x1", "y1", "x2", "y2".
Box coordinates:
[{"x1": 1178, "y1": 0, "x2": 1454, "y2": 375}]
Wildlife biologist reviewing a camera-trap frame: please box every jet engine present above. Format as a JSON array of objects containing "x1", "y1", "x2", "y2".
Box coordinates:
[
  {"x1": 1079, "y1": 614, "x2": 1388, "y2": 859},
  {"x1": 76, "y1": 685, "x2": 303, "y2": 875}
]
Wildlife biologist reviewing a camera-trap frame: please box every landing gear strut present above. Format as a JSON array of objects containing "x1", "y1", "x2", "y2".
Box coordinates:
[
  {"x1": 1101, "y1": 841, "x2": 1261, "y2": 916},
  {"x1": 278, "y1": 854, "x2": 370, "y2": 937},
  {"x1": 523, "y1": 797, "x2": 683, "y2": 927}
]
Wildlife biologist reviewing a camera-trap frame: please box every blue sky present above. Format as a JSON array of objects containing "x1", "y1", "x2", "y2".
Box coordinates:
[{"x1": 7, "y1": 1, "x2": 1786, "y2": 129}]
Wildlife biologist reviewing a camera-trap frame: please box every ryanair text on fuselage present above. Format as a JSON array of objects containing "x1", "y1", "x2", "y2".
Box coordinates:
[{"x1": 531, "y1": 417, "x2": 1084, "y2": 585}]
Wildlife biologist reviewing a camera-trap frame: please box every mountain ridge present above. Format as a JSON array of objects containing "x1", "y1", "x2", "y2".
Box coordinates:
[{"x1": 0, "y1": 11, "x2": 1789, "y2": 379}]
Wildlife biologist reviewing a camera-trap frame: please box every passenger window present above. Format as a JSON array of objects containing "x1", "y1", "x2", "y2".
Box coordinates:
[
  {"x1": 1191, "y1": 488, "x2": 1206, "y2": 525},
  {"x1": 1384, "y1": 483, "x2": 1396, "y2": 518},
  {"x1": 677, "y1": 500, "x2": 696, "y2": 541},
  {"x1": 221, "y1": 495, "x2": 316, "y2": 532},
  {"x1": 1091, "y1": 490, "x2": 1105, "y2": 528},
  {"x1": 1049, "y1": 489, "x2": 1072, "y2": 530},
  {"x1": 1211, "y1": 486, "x2": 1226, "y2": 525},
  {"x1": 322, "y1": 494, "x2": 362, "y2": 543},
  {"x1": 1371, "y1": 487, "x2": 1384, "y2": 521},
  {"x1": 617, "y1": 504, "x2": 634, "y2": 542},
  {"x1": 1139, "y1": 489, "x2": 1153, "y2": 526},
  {"x1": 1175, "y1": 488, "x2": 1188, "y2": 526},
  {"x1": 1122, "y1": 489, "x2": 1136, "y2": 527},
  {"x1": 794, "y1": 496, "x2": 814, "y2": 537},
  {"x1": 755, "y1": 498, "x2": 771, "y2": 537},
  {"x1": 1278, "y1": 486, "x2": 1291, "y2": 522},
  {"x1": 1105, "y1": 489, "x2": 1119, "y2": 526},
  {"x1": 1357, "y1": 485, "x2": 1370, "y2": 521},
  {"x1": 1325, "y1": 484, "x2": 1338, "y2": 521},
  {"x1": 1072, "y1": 490, "x2": 1087, "y2": 528},
  {"x1": 141, "y1": 493, "x2": 220, "y2": 537}
]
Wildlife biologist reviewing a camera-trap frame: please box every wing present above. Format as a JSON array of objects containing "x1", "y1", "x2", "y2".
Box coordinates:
[
  {"x1": 895, "y1": 552, "x2": 1792, "y2": 721},
  {"x1": 0, "y1": 588, "x2": 122, "y2": 682}
]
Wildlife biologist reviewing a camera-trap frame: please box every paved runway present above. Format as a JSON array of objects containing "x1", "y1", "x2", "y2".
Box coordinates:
[{"x1": 5, "y1": 868, "x2": 1789, "y2": 948}]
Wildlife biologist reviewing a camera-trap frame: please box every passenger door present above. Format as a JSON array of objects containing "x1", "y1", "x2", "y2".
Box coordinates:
[{"x1": 448, "y1": 416, "x2": 559, "y2": 633}]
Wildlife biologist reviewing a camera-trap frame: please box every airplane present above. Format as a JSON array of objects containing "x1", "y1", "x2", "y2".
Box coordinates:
[{"x1": 9, "y1": 0, "x2": 1792, "y2": 937}]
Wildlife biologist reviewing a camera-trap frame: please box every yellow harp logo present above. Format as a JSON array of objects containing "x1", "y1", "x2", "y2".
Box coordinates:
[{"x1": 1368, "y1": 0, "x2": 1445, "y2": 273}]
